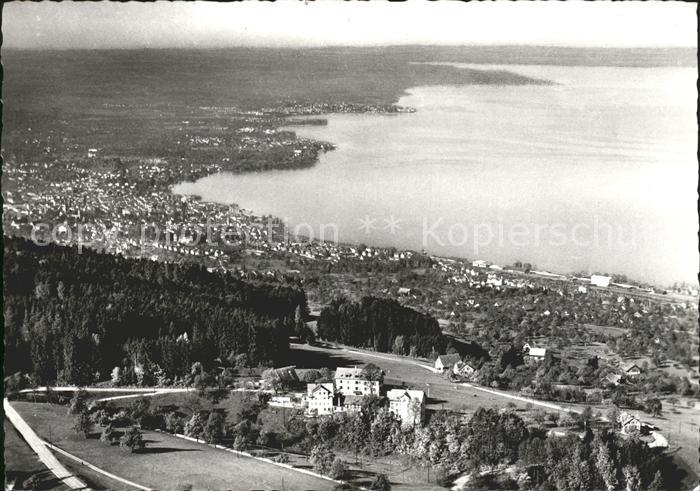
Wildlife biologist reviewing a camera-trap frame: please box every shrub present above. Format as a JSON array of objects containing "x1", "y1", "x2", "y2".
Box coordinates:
[
  {"x1": 4, "y1": 372, "x2": 29, "y2": 395},
  {"x1": 90, "y1": 402, "x2": 117, "y2": 427},
  {"x1": 310, "y1": 443, "x2": 335, "y2": 475},
  {"x1": 128, "y1": 397, "x2": 152, "y2": 425},
  {"x1": 434, "y1": 466, "x2": 451, "y2": 487},
  {"x1": 370, "y1": 473, "x2": 391, "y2": 491},
  {"x1": 329, "y1": 457, "x2": 348, "y2": 479},
  {"x1": 109, "y1": 409, "x2": 133, "y2": 427},
  {"x1": 120, "y1": 426, "x2": 146, "y2": 453},
  {"x1": 274, "y1": 453, "x2": 290, "y2": 464},
  {"x1": 184, "y1": 410, "x2": 209, "y2": 439},
  {"x1": 67, "y1": 390, "x2": 89, "y2": 415},
  {"x1": 73, "y1": 411, "x2": 93, "y2": 438},
  {"x1": 21, "y1": 474, "x2": 42, "y2": 490},
  {"x1": 233, "y1": 435, "x2": 247, "y2": 451},
  {"x1": 203, "y1": 411, "x2": 226, "y2": 444},
  {"x1": 546, "y1": 411, "x2": 560, "y2": 426},
  {"x1": 100, "y1": 425, "x2": 119, "y2": 445},
  {"x1": 165, "y1": 412, "x2": 185, "y2": 434}
]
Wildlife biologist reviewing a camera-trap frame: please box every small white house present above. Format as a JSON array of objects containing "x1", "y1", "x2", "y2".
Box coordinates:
[
  {"x1": 622, "y1": 363, "x2": 642, "y2": 379},
  {"x1": 618, "y1": 412, "x2": 642, "y2": 435},
  {"x1": 523, "y1": 343, "x2": 547, "y2": 362},
  {"x1": 435, "y1": 354, "x2": 462, "y2": 373},
  {"x1": 453, "y1": 360, "x2": 476, "y2": 378}
]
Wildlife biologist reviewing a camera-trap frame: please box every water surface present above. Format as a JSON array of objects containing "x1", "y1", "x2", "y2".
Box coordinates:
[{"x1": 175, "y1": 65, "x2": 698, "y2": 285}]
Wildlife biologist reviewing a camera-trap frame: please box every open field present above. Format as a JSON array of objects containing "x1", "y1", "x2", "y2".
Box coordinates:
[
  {"x1": 3, "y1": 419, "x2": 70, "y2": 491},
  {"x1": 286, "y1": 343, "x2": 537, "y2": 415},
  {"x1": 5, "y1": 415, "x2": 127, "y2": 491},
  {"x1": 121, "y1": 391, "x2": 440, "y2": 490},
  {"x1": 287, "y1": 342, "x2": 700, "y2": 481},
  {"x1": 11, "y1": 401, "x2": 336, "y2": 491}
]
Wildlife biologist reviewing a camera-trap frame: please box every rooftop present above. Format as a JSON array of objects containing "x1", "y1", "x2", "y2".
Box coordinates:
[
  {"x1": 335, "y1": 366, "x2": 368, "y2": 380},
  {"x1": 436, "y1": 354, "x2": 461, "y2": 366},
  {"x1": 307, "y1": 382, "x2": 334, "y2": 396},
  {"x1": 387, "y1": 389, "x2": 425, "y2": 402}
]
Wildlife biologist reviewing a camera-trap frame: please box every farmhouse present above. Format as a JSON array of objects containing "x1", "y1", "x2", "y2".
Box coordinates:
[
  {"x1": 335, "y1": 366, "x2": 380, "y2": 396},
  {"x1": 452, "y1": 360, "x2": 476, "y2": 378},
  {"x1": 622, "y1": 363, "x2": 642, "y2": 379},
  {"x1": 435, "y1": 354, "x2": 461, "y2": 373},
  {"x1": 523, "y1": 343, "x2": 547, "y2": 363},
  {"x1": 387, "y1": 389, "x2": 426, "y2": 428},
  {"x1": 618, "y1": 412, "x2": 642, "y2": 435},
  {"x1": 306, "y1": 383, "x2": 334, "y2": 416}
]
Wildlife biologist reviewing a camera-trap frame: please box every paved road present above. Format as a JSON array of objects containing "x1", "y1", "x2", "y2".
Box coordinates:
[
  {"x1": 19, "y1": 387, "x2": 193, "y2": 394},
  {"x1": 4, "y1": 398, "x2": 89, "y2": 490}
]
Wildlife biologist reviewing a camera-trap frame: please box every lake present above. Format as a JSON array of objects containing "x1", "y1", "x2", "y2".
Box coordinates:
[{"x1": 174, "y1": 64, "x2": 698, "y2": 285}]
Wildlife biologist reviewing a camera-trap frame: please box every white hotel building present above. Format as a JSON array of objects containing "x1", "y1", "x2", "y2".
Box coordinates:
[{"x1": 334, "y1": 366, "x2": 380, "y2": 396}]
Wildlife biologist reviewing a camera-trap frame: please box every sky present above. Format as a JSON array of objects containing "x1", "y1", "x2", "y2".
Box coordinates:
[{"x1": 2, "y1": 1, "x2": 697, "y2": 50}]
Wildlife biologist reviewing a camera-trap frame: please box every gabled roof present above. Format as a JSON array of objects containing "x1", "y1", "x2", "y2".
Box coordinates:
[
  {"x1": 619, "y1": 414, "x2": 641, "y2": 427},
  {"x1": 623, "y1": 363, "x2": 642, "y2": 373},
  {"x1": 617, "y1": 411, "x2": 641, "y2": 425},
  {"x1": 335, "y1": 366, "x2": 367, "y2": 380},
  {"x1": 307, "y1": 383, "x2": 334, "y2": 397},
  {"x1": 387, "y1": 389, "x2": 426, "y2": 403},
  {"x1": 272, "y1": 365, "x2": 299, "y2": 381},
  {"x1": 436, "y1": 354, "x2": 461, "y2": 366},
  {"x1": 454, "y1": 360, "x2": 475, "y2": 372}
]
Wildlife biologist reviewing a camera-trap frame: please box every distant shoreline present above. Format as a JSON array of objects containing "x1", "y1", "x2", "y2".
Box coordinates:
[{"x1": 174, "y1": 109, "x2": 696, "y2": 291}]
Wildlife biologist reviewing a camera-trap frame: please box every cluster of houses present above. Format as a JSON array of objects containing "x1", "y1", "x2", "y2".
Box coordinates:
[
  {"x1": 432, "y1": 343, "x2": 549, "y2": 380},
  {"x1": 264, "y1": 365, "x2": 426, "y2": 428},
  {"x1": 5, "y1": 153, "x2": 422, "y2": 274},
  {"x1": 434, "y1": 354, "x2": 477, "y2": 378},
  {"x1": 306, "y1": 366, "x2": 426, "y2": 427},
  {"x1": 605, "y1": 362, "x2": 643, "y2": 386}
]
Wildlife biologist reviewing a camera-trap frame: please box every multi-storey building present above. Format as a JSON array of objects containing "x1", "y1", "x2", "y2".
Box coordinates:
[
  {"x1": 334, "y1": 366, "x2": 381, "y2": 396},
  {"x1": 387, "y1": 389, "x2": 426, "y2": 428},
  {"x1": 306, "y1": 383, "x2": 334, "y2": 416}
]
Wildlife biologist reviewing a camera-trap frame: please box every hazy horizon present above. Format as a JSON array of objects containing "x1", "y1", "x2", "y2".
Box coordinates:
[{"x1": 3, "y1": 1, "x2": 697, "y2": 50}]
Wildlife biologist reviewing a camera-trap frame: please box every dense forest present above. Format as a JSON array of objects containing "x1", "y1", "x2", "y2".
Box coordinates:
[
  {"x1": 317, "y1": 296, "x2": 445, "y2": 357},
  {"x1": 3, "y1": 237, "x2": 308, "y2": 386}
]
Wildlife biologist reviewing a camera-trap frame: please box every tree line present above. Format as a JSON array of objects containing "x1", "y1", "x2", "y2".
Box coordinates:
[
  {"x1": 3, "y1": 236, "x2": 308, "y2": 386},
  {"x1": 317, "y1": 296, "x2": 446, "y2": 357}
]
